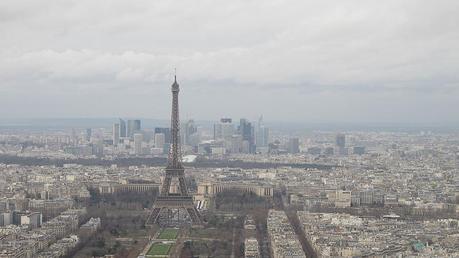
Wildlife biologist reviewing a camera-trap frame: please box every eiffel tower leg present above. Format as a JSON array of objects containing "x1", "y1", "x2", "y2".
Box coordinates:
[
  {"x1": 178, "y1": 176, "x2": 188, "y2": 195},
  {"x1": 146, "y1": 207, "x2": 162, "y2": 226},
  {"x1": 186, "y1": 206, "x2": 202, "y2": 224},
  {"x1": 161, "y1": 176, "x2": 172, "y2": 195}
]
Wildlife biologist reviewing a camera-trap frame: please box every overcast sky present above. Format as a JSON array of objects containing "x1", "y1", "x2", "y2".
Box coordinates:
[{"x1": 1, "y1": 0, "x2": 458, "y2": 124}]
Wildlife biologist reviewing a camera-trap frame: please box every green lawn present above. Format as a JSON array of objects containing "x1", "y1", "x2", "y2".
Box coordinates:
[
  {"x1": 147, "y1": 243, "x2": 172, "y2": 256},
  {"x1": 158, "y1": 228, "x2": 179, "y2": 240}
]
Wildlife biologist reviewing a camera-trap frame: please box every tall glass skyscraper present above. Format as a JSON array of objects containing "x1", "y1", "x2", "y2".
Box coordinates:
[{"x1": 127, "y1": 119, "x2": 141, "y2": 137}]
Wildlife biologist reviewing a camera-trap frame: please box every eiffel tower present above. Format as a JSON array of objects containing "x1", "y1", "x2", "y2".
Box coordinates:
[{"x1": 146, "y1": 76, "x2": 202, "y2": 226}]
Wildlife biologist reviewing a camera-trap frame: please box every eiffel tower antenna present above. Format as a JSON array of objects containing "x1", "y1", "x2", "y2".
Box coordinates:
[{"x1": 146, "y1": 74, "x2": 202, "y2": 226}]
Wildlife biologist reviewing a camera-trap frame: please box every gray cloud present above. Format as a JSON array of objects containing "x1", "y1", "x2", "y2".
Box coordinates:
[{"x1": 0, "y1": 0, "x2": 458, "y2": 123}]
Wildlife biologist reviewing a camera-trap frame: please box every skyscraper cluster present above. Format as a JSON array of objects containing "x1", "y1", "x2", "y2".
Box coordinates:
[
  {"x1": 112, "y1": 119, "x2": 144, "y2": 155},
  {"x1": 109, "y1": 118, "x2": 179, "y2": 156},
  {"x1": 113, "y1": 119, "x2": 140, "y2": 140},
  {"x1": 207, "y1": 116, "x2": 270, "y2": 155}
]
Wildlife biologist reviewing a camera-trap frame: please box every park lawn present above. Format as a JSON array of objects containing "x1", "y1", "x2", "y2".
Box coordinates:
[
  {"x1": 147, "y1": 243, "x2": 172, "y2": 256},
  {"x1": 158, "y1": 228, "x2": 179, "y2": 240},
  {"x1": 189, "y1": 228, "x2": 230, "y2": 240}
]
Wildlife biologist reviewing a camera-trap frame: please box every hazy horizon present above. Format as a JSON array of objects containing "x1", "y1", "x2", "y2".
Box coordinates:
[
  {"x1": 2, "y1": 1, "x2": 459, "y2": 123},
  {"x1": 1, "y1": 117, "x2": 458, "y2": 133}
]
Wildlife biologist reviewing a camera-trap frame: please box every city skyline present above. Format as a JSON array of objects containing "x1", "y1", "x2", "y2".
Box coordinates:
[
  {"x1": 1, "y1": 1, "x2": 459, "y2": 257},
  {"x1": 1, "y1": 1, "x2": 459, "y2": 123}
]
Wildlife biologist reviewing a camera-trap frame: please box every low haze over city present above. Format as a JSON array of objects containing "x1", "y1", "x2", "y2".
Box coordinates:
[{"x1": 1, "y1": 1, "x2": 458, "y2": 258}]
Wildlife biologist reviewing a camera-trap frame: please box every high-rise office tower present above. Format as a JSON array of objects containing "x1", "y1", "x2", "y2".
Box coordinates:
[
  {"x1": 239, "y1": 118, "x2": 255, "y2": 153},
  {"x1": 127, "y1": 120, "x2": 141, "y2": 137},
  {"x1": 119, "y1": 119, "x2": 127, "y2": 137},
  {"x1": 155, "y1": 127, "x2": 171, "y2": 144},
  {"x1": 214, "y1": 118, "x2": 234, "y2": 140},
  {"x1": 154, "y1": 133, "x2": 166, "y2": 149},
  {"x1": 92, "y1": 138, "x2": 104, "y2": 156},
  {"x1": 112, "y1": 123, "x2": 120, "y2": 146},
  {"x1": 256, "y1": 115, "x2": 269, "y2": 148},
  {"x1": 288, "y1": 137, "x2": 300, "y2": 154},
  {"x1": 134, "y1": 133, "x2": 143, "y2": 155},
  {"x1": 336, "y1": 133, "x2": 347, "y2": 155},
  {"x1": 71, "y1": 128, "x2": 77, "y2": 146},
  {"x1": 220, "y1": 118, "x2": 233, "y2": 141},
  {"x1": 230, "y1": 134, "x2": 243, "y2": 153},
  {"x1": 85, "y1": 128, "x2": 92, "y2": 142},
  {"x1": 184, "y1": 119, "x2": 197, "y2": 145},
  {"x1": 336, "y1": 133, "x2": 346, "y2": 148}
]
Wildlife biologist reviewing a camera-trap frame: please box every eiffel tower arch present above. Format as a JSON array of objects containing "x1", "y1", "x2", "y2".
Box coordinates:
[{"x1": 146, "y1": 76, "x2": 202, "y2": 226}]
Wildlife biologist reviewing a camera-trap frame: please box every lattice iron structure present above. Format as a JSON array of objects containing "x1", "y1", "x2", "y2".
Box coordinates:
[{"x1": 146, "y1": 76, "x2": 202, "y2": 226}]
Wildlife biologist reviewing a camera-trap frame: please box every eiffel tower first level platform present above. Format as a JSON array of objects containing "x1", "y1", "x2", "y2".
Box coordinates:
[
  {"x1": 146, "y1": 196, "x2": 202, "y2": 226},
  {"x1": 145, "y1": 76, "x2": 203, "y2": 226}
]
